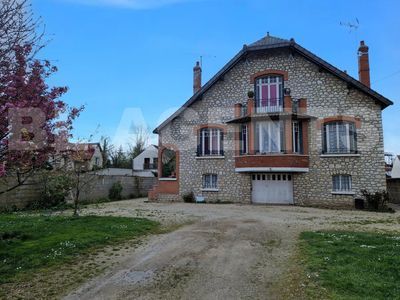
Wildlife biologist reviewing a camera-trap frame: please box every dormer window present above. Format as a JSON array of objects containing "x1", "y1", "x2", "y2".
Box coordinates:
[{"x1": 255, "y1": 75, "x2": 283, "y2": 113}]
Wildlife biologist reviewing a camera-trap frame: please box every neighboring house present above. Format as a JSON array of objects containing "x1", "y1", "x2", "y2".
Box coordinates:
[
  {"x1": 149, "y1": 34, "x2": 393, "y2": 208},
  {"x1": 53, "y1": 142, "x2": 103, "y2": 172},
  {"x1": 95, "y1": 168, "x2": 156, "y2": 178},
  {"x1": 391, "y1": 156, "x2": 400, "y2": 179},
  {"x1": 385, "y1": 152, "x2": 395, "y2": 177},
  {"x1": 133, "y1": 145, "x2": 158, "y2": 171},
  {"x1": 95, "y1": 168, "x2": 133, "y2": 176}
]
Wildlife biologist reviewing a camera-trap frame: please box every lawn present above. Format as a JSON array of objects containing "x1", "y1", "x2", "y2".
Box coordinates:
[
  {"x1": 300, "y1": 231, "x2": 400, "y2": 299},
  {"x1": 0, "y1": 213, "x2": 159, "y2": 284}
]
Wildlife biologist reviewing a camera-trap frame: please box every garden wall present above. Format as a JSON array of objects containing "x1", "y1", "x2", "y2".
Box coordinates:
[
  {"x1": 77, "y1": 175, "x2": 156, "y2": 202},
  {"x1": 0, "y1": 175, "x2": 156, "y2": 209},
  {"x1": 387, "y1": 178, "x2": 400, "y2": 204}
]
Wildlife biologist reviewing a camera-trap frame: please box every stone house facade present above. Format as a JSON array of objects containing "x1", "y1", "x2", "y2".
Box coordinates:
[{"x1": 148, "y1": 34, "x2": 393, "y2": 208}]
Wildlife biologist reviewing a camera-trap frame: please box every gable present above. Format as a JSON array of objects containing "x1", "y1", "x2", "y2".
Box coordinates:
[{"x1": 154, "y1": 38, "x2": 393, "y2": 134}]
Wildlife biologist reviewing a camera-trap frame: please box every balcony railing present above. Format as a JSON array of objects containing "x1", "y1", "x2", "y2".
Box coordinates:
[
  {"x1": 255, "y1": 97, "x2": 283, "y2": 113},
  {"x1": 196, "y1": 147, "x2": 224, "y2": 157},
  {"x1": 143, "y1": 163, "x2": 157, "y2": 170}
]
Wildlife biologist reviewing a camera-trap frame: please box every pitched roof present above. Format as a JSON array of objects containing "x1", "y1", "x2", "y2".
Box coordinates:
[
  {"x1": 154, "y1": 34, "x2": 393, "y2": 134},
  {"x1": 249, "y1": 33, "x2": 289, "y2": 47}
]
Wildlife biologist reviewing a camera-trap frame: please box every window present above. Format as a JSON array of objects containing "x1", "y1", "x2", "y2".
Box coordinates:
[
  {"x1": 95, "y1": 157, "x2": 100, "y2": 166},
  {"x1": 161, "y1": 148, "x2": 176, "y2": 178},
  {"x1": 144, "y1": 157, "x2": 150, "y2": 169},
  {"x1": 255, "y1": 121, "x2": 284, "y2": 153},
  {"x1": 323, "y1": 121, "x2": 357, "y2": 154},
  {"x1": 292, "y1": 121, "x2": 303, "y2": 154},
  {"x1": 198, "y1": 128, "x2": 224, "y2": 156},
  {"x1": 332, "y1": 175, "x2": 352, "y2": 192},
  {"x1": 255, "y1": 75, "x2": 283, "y2": 113},
  {"x1": 203, "y1": 174, "x2": 218, "y2": 189},
  {"x1": 240, "y1": 125, "x2": 248, "y2": 154}
]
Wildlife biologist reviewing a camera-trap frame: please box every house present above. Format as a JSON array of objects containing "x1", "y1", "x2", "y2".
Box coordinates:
[
  {"x1": 385, "y1": 152, "x2": 395, "y2": 177},
  {"x1": 149, "y1": 34, "x2": 393, "y2": 208},
  {"x1": 391, "y1": 156, "x2": 400, "y2": 179},
  {"x1": 53, "y1": 142, "x2": 103, "y2": 172},
  {"x1": 133, "y1": 145, "x2": 158, "y2": 171}
]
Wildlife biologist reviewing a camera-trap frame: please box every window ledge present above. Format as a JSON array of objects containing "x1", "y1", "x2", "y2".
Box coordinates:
[
  {"x1": 331, "y1": 191, "x2": 355, "y2": 195},
  {"x1": 159, "y1": 178, "x2": 177, "y2": 181},
  {"x1": 196, "y1": 156, "x2": 225, "y2": 160},
  {"x1": 201, "y1": 188, "x2": 219, "y2": 192},
  {"x1": 321, "y1": 154, "x2": 361, "y2": 158}
]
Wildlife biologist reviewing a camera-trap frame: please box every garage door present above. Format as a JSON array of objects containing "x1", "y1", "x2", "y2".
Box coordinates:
[{"x1": 251, "y1": 173, "x2": 293, "y2": 204}]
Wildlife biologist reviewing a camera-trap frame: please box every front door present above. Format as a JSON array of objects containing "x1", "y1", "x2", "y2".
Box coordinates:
[{"x1": 251, "y1": 173, "x2": 294, "y2": 204}]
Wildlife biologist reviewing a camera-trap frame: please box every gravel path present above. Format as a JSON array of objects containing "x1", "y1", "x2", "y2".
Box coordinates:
[{"x1": 65, "y1": 199, "x2": 400, "y2": 300}]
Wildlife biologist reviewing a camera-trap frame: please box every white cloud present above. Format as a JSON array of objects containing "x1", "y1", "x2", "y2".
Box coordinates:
[{"x1": 64, "y1": 0, "x2": 198, "y2": 9}]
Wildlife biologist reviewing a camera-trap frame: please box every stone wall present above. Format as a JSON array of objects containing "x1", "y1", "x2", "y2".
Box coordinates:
[
  {"x1": 77, "y1": 175, "x2": 157, "y2": 203},
  {"x1": 0, "y1": 177, "x2": 42, "y2": 209},
  {"x1": 157, "y1": 48, "x2": 387, "y2": 207},
  {"x1": 388, "y1": 179, "x2": 400, "y2": 204},
  {"x1": 0, "y1": 175, "x2": 156, "y2": 209}
]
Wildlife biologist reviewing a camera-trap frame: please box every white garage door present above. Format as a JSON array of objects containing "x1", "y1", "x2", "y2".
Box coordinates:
[{"x1": 251, "y1": 173, "x2": 293, "y2": 204}]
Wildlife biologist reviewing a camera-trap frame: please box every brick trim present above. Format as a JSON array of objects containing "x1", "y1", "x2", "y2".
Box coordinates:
[
  {"x1": 158, "y1": 144, "x2": 180, "y2": 180},
  {"x1": 250, "y1": 69, "x2": 289, "y2": 83},
  {"x1": 193, "y1": 124, "x2": 228, "y2": 134},
  {"x1": 316, "y1": 115, "x2": 362, "y2": 130}
]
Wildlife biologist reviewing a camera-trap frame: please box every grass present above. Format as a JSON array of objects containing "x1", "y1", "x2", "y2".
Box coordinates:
[
  {"x1": 300, "y1": 231, "x2": 400, "y2": 299},
  {"x1": 0, "y1": 213, "x2": 159, "y2": 284}
]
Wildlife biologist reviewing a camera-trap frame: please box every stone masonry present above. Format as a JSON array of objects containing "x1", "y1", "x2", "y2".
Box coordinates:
[{"x1": 154, "y1": 39, "x2": 389, "y2": 208}]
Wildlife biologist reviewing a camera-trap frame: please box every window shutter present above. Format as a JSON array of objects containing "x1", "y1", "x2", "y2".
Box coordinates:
[
  {"x1": 220, "y1": 130, "x2": 224, "y2": 156},
  {"x1": 349, "y1": 123, "x2": 357, "y2": 153},
  {"x1": 280, "y1": 121, "x2": 285, "y2": 153},
  {"x1": 299, "y1": 122, "x2": 303, "y2": 154},
  {"x1": 197, "y1": 130, "x2": 202, "y2": 156},
  {"x1": 322, "y1": 124, "x2": 327, "y2": 154}
]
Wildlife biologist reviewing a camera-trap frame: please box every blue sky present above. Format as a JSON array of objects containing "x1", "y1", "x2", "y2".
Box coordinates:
[{"x1": 33, "y1": 0, "x2": 399, "y2": 152}]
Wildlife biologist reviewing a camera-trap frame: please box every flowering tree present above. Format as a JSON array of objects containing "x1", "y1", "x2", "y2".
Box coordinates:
[
  {"x1": 0, "y1": 44, "x2": 83, "y2": 194},
  {"x1": 0, "y1": 0, "x2": 44, "y2": 73}
]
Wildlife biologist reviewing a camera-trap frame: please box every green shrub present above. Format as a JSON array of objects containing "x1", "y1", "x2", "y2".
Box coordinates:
[
  {"x1": 109, "y1": 181, "x2": 123, "y2": 200},
  {"x1": 361, "y1": 190, "x2": 394, "y2": 212},
  {"x1": 31, "y1": 174, "x2": 73, "y2": 210},
  {"x1": 182, "y1": 191, "x2": 195, "y2": 203}
]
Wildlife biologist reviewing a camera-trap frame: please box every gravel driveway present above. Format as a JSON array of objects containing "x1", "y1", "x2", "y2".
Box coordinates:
[{"x1": 65, "y1": 199, "x2": 400, "y2": 300}]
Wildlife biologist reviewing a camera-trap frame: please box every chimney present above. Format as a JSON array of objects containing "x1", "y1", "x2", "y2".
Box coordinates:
[
  {"x1": 193, "y1": 61, "x2": 202, "y2": 94},
  {"x1": 358, "y1": 41, "x2": 370, "y2": 87}
]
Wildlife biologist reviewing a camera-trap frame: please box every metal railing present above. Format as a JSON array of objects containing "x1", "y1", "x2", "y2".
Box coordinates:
[
  {"x1": 255, "y1": 97, "x2": 283, "y2": 113},
  {"x1": 143, "y1": 163, "x2": 157, "y2": 170}
]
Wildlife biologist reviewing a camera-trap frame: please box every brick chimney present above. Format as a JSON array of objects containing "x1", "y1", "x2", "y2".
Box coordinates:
[
  {"x1": 358, "y1": 41, "x2": 370, "y2": 87},
  {"x1": 193, "y1": 61, "x2": 202, "y2": 94}
]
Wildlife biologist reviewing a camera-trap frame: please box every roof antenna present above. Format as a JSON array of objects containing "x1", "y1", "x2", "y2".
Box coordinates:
[{"x1": 340, "y1": 18, "x2": 360, "y2": 33}]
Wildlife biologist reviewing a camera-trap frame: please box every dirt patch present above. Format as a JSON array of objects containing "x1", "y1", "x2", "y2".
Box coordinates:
[{"x1": 11, "y1": 198, "x2": 399, "y2": 299}]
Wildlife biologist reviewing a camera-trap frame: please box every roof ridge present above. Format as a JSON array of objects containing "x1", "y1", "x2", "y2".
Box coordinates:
[{"x1": 249, "y1": 33, "x2": 289, "y2": 47}]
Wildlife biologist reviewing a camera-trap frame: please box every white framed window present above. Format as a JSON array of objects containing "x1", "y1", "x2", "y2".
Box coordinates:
[
  {"x1": 255, "y1": 121, "x2": 283, "y2": 153},
  {"x1": 202, "y1": 174, "x2": 218, "y2": 189},
  {"x1": 332, "y1": 175, "x2": 352, "y2": 192},
  {"x1": 324, "y1": 122, "x2": 356, "y2": 154},
  {"x1": 292, "y1": 121, "x2": 302, "y2": 154},
  {"x1": 198, "y1": 128, "x2": 223, "y2": 156},
  {"x1": 255, "y1": 76, "x2": 283, "y2": 113}
]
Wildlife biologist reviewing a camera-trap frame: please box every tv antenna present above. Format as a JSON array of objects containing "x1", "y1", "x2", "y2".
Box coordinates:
[{"x1": 340, "y1": 18, "x2": 360, "y2": 33}]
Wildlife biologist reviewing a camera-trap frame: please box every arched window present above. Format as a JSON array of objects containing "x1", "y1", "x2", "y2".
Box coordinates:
[
  {"x1": 197, "y1": 128, "x2": 224, "y2": 156},
  {"x1": 323, "y1": 121, "x2": 357, "y2": 154},
  {"x1": 161, "y1": 148, "x2": 176, "y2": 178},
  {"x1": 255, "y1": 75, "x2": 283, "y2": 113}
]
